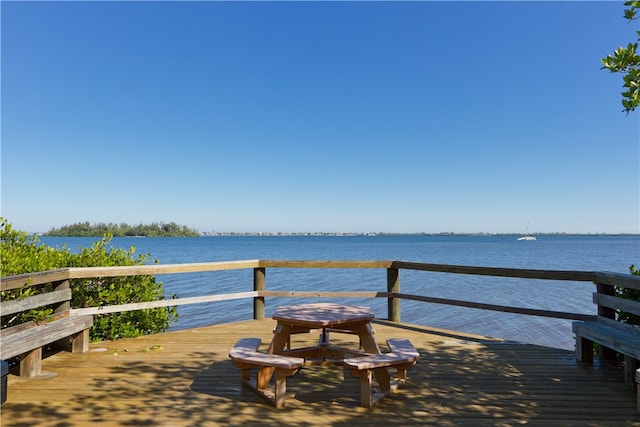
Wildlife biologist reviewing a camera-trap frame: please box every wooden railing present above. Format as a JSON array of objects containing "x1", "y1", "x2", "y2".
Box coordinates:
[{"x1": 4, "y1": 260, "x2": 638, "y2": 326}]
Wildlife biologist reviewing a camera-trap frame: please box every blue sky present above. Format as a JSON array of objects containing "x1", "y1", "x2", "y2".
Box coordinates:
[{"x1": 2, "y1": 1, "x2": 638, "y2": 234}]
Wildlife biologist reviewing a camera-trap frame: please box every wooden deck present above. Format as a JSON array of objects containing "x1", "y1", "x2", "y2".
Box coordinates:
[{"x1": 2, "y1": 319, "x2": 639, "y2": 426}]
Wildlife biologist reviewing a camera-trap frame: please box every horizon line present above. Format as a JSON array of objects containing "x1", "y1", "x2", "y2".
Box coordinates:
[{"x1": 34, "y1": 231, "x2": 640, "y2": 236}]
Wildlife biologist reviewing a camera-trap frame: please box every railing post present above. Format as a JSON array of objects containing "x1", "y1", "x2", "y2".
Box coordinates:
[
  {"x1": 387, "y1": 268, "x2": 400, "y2": 322},
  {"x1": 54, "y1": 280, "x2": 71, "y2": 314},
  {"x1": 596, "y1": 282, "x2": 617, "y2": 361},
  {"x1": 253, "y1": 267, "x2": 266, "y2": 320},
  {"x1": 52, "y1": 279, "x2": 72, "y2": 351}
]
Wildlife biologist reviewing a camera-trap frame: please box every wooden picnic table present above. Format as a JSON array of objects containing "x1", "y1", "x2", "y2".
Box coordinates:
[
  {"x1": 267, "y1": 303, "x2": 391, "y2": 390},
  {"x1": 230, "y1": 303, "x2": 418, "y2": 408}
]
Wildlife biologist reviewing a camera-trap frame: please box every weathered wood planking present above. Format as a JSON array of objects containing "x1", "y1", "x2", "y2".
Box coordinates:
[
  {"x1": 390, "y1": 260, "x2": 599, "y2": 281},
  {"x1": 0, "y1": 260, "x2": 263, "y2": 291},
  {"x1": 4, "y1": 260, "x2": 637, "y2": 328},
  {"x1": 396, "y1": 292, "x2": 596, "y2": 321},
  {"x1": 1, "y1": 289, "x2": 72, "y2": 316},
  {"x1": 6, "y1": 258, "x2": 629, "y2": 290},
  {"x1": 2, "y1": 319, "x2": 639, "y2": 426},
  {"x1": 71, "y1": 291, "x2": 259, "y2": 316},
  {"x1": 0, "y1": 316, "x2": 93, "y2": 360}
]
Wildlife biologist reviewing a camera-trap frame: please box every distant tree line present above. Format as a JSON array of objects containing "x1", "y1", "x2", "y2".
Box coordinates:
[{"x1": 45, "y1": 221, "x2": 200, "y2": 237}]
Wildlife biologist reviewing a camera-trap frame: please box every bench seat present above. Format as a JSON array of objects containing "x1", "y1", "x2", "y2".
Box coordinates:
[
  {"x1": 344, "y1": 338, "x2": 419, "y2": 408},
  {"x1": 387, "y1": 338, "x2": 420, "y2": 357},
  {"x1": 1, "y1": 315, "x2": 94, "y2": 378},
  {"x1": 573, "y1": 320, "x2": 640, "y2": 361},
  {"x1": 230, "y1": 338, "x2": 304, "y2": 370},
  {"x1": 229, "y1": 338, "x2": 304, "y2": 408},
  {"x1": 343, "y1": 351, "x2": 417, "y2": 370},
  {"x1": 573, "y1": 317, "x2": 640, "y2": 390}
]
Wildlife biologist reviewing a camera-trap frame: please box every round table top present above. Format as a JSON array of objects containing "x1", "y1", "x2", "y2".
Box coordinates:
[{"x1": 272, "y1": 303, "x2": 374, "y2": 328}]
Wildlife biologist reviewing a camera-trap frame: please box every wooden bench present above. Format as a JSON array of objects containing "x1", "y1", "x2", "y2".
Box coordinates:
[
  {"x1": 229, "y1": 337, "x2": 304, "y2": 408},
  {"x1": 344, "y1": 338, "x2": 419, "y2": 408},
  {"x1": 0, "y1": 281, "x2": 93, "y2": 383},
  {"x1": 571, "y1": 274, "x2": 640, "y2": 412}
]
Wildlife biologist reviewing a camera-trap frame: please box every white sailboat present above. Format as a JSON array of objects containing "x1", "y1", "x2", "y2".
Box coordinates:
[{"x1": 518, "y1": 223, "x2": 536, "y2": 241}]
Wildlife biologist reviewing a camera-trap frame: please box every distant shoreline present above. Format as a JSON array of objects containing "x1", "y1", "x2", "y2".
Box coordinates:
[
  {"x1": 199, "y1": 232, "x2": 640, "y2": 237},
  {"x1": 31, "y1": 231, "x2": 640, "y2": 237}
]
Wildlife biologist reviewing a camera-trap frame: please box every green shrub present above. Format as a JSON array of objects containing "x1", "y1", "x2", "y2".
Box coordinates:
[
  {"x1": 1, "y1": 218, "x2": 178, "y2": 341},
  {"x1": 616, "y1": 264, "x2": 640, "y2": 325}
]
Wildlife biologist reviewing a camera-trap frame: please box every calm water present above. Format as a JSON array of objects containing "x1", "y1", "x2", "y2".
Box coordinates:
[{"x1": 39, "y1": 235, "x2": 639, "y2": 350}]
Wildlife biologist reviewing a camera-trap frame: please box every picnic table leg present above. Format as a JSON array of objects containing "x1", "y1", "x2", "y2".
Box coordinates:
[
  {"x1": 257, "y1": 366, "x2": 275, "y2": 390},
  {"x1": 352, "y1": 323, "x2": 380, "y2": 354},
  {"x1": 275, "y1": 372, "x2": 287, "y2": 408},
  {"x1": 352, "y1": 322, "x2": 391, "y2": 391},
  {"x1": 259, "y1": 324, "x2": 294, "y2": 391},
  {"x1": 274, "y1": 368, "x2": 298, "y2": 409},
  {"x1": 397, "y1": 366, "x2": 408, "y2": 382},
  {"x1": 320, "y1": 328, "x2": 329, "y2": 345},
  {"x1": 235, "y1": 365, "x2": 298, "y2": 409},
  {"x1": 373, "y1": 367, "x2": 391, "y2": 392},
  {"x1": 268, "y1": 324, "x2": 293, "y2": 355},
  {"x1": 357, "y1": 369, "x2": 374, "y2": 408},
  {"x1": 240, "y1": 365, "x2": 252, "y2": 382},
  {"x1": 233, "y1": 361, "x2": 255, "y2": 392}
]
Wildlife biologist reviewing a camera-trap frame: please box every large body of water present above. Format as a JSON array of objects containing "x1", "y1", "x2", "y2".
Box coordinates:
[{"x1": 39, "y1": 234, "x2": 639, "y2": 351}]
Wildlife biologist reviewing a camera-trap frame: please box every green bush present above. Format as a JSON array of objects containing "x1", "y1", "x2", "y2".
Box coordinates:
[
  {"x1": 1, "y1": 218, "x2": 178, "y2": 341},
  {"x1": 616, "y1": 264, "x2": 640, "y2": 325}
]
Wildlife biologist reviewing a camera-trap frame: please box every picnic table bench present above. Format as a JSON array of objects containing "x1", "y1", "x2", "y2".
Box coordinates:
[
  {"x1": 344, "y1": 338, "x2": 419, "y2": 408},
  {"x1": 229, "y1": 337, "x2": 304, "y2": 408}
]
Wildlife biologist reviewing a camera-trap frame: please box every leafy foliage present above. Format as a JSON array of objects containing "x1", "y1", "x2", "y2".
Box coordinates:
[
  {"x1": 0, "y1": 218, "x2": 71, "y2": 273},
  {"x1": 0, "y1": 219, "x2": 65, "y2": 326},
  {"x1": 45, "y1": 221, "x2": 200, "y2": 237},
  {"x1": 616, "y1": 264, "x2": 640, "y2": 325},
  {"x1": 602, "y1": 1, "x2": 640, "y2": 113},
  {"x1": 1, "y1": 218, "x2": 178, "y2": 341},
  {"x1": 67, "y1": 237, "x2": 179, "y2": 340}
]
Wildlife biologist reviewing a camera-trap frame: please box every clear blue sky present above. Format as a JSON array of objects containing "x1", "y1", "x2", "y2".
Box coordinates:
[{"x1": 2, "y1": 1, "x2": 638, "y2": 234}]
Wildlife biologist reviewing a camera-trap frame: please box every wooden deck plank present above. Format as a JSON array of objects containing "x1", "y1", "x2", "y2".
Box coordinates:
[{"x1": 2, "y1": 319, "x2": 639, "y2": 426}]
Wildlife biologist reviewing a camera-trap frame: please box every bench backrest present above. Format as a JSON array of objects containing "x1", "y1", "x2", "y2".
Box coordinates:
[
  {"x1": 596, "y1": 316, "x2": 640, "y2": 336},
  {"x1": 593, "y1": 272, "x2": 640, "y2": 331},
  {"x1": 1, "y1": 280, "x2": 73, "y2": 333}
]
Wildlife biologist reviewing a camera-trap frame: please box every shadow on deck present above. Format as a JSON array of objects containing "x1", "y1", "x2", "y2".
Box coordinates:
[{"x1": 2, "y1": 319, "x2": 639, "y2": 426}]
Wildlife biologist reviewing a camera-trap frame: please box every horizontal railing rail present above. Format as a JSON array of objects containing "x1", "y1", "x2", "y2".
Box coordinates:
[
  {"x1": 390, "y1": 260, "x2": 600, "y2": 281},
  {"x1": 0, "y1": 260, "x2": 264, "y2": 291},
  {"x1": 0, "y1": 259, "x2": 609, "y2": 290},
  {"x1": 4, "y1": 259, "x2": 635, "y2": 327}
]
